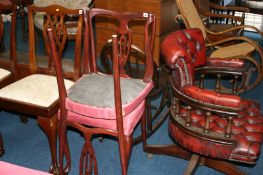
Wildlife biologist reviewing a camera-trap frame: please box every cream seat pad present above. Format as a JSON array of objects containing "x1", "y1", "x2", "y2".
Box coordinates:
[
  {"x1": 0, "y1": 74, "x2": 74, "y2": 107},
  {"x1": 210, "y1": 42, "x2": 255, "y2": 58},
  {"x1": 0, "y1": 68, "x2": 11, "y2": 81}
]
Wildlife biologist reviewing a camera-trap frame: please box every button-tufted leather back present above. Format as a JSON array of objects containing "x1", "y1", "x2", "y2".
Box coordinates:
[
  {"x1": 161, "y1": 28, "x2": 206, "y2": 90},
  {"x1": 162, "y1": 28, "x2": 207, "y2": 68}
]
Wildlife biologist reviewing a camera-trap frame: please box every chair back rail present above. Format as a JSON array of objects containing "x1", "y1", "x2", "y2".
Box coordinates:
[{"x1": 28, "y1": 4, "x2": 83, "y2": 80}]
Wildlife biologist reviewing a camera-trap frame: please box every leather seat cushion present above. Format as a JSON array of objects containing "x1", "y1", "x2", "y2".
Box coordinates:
[{"x1": 169, "y1": 102, "x2": 263, "y2": 164}]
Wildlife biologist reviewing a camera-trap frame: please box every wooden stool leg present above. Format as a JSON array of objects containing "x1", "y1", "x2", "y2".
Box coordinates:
[{"x1": 37, "y1": 115, "x2": 59, "y2": 175}]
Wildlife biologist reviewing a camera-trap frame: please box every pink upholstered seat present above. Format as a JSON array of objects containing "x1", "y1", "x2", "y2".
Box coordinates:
[
  {"x1": 66, "y1": 73, "x2": 153, "y2": 136},
  {"x1": 0, "y1": 161, "x2": 51, "y2": 175}
]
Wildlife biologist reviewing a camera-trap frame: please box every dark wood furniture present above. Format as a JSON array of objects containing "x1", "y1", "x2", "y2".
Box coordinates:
[
  {"x1": 0, "y1": 2, "x2": 16, "y2": 88},
  {"x1": 143, "y1": 28, "x2": 263, "y2": 175},
  {"x1": 0, "y1": 2, "x2": 79, "y2": 81},
  {"x1": 95, "y1": 0, "x2": 173, "y2": 145},
  {"x1": 0, "y1": 5, "x2": 84, "y2": 174},
  {"x1": 94, "y1": 0, "x2": 178, "y2": 66},
  {"x1": 10, "y1": 0, "x2": 33, "y2": 40},
  {"x1": 46, "y1": 8, "x2": 155, "y2": 175},
  {"x1": 0, "y1": 2, "x2": 17, "y2": 159}
]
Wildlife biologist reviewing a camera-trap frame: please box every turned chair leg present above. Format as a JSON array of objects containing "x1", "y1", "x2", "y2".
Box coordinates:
[
  {"x1": 59, "y1": 123, "x2": 72, "y2": 175},
  {"x1": 37, "y1": 115, "x2": 59, "y2": 174},
  {"x1": 118, "y1": 134, "x2": 133, "y2": 175},
  {"x1": 79, "y1": 132, "x2": 98, "y2": 175}
]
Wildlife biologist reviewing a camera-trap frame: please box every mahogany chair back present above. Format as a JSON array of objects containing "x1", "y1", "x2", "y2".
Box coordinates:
[{"x1": 27, "y1": 4, "x2": 83, "y2": 80}]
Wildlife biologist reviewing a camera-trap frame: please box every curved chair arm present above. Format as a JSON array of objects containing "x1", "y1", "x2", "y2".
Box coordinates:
[
  {"x1": 161, "y1": 39, "x2": 191, "y2": 70},
  {"x1": 171, "y1": 80, "x2": 241, "y2": 116},
  {"x1": 182, "y1": 86, "x2": 241, "y2": 108},
  {"x1": 206, "y1": 35, "x2": 263, "y2": 93},
  {"x1": 205, "y1": 24, "x2": 263, "y2": 37},
  {"x1": 205, "y1": 35, "x2": 263, "y2": 70}
]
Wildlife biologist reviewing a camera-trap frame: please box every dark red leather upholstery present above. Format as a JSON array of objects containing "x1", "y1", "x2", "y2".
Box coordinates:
[
  {"x1": 161, "y1": 28, "x2": 245, "y2": 69},
  {"x1": 162, "y1": 28, "x2": 263, "y2": 165},
  {"x1": 207, "y1": 58, "x2": 244, "y2": 68},
  {"x1": 182, "y1": 86, "x2": 241, "y2": 108},
  {"x1": 169, "y1": 102, "x2": 263, "y2": 164}
]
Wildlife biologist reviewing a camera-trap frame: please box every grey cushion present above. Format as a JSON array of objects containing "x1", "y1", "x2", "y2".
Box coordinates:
[{"x1": 68, "y1": 73, "x2": 148, "y2": 108}]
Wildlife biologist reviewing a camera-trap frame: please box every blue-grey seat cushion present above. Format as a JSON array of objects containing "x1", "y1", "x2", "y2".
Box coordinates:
[{"x1": 67, "y1": 73, "x2": 150, "y2": 108}]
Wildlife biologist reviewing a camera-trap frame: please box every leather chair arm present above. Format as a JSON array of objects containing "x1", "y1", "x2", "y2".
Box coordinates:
[
  {"x1": 161, "y1": 36, "x2": 191, "y2": 69},
  {"x1": 206, "y1": 58, "x2": 244, "y2": 68},
  {"x1": 182, "y1": 86, "x2": 241, "y2": 108}
]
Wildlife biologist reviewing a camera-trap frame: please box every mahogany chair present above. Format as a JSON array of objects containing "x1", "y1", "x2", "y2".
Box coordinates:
[
  {"x1": 27, "y1": 4, "x2": 83, "y2": 80},
  {"x1": 0, "y1": 5, "x2": 84, "y2": 174},
  {"x1": 46, "y1": 8, "x2": 155, "y2": 175},
  {"x1": 175, "y1": 0, "x2": 263, "y2": 94},
  {"x1": 99, "y1": 40, "x2": 170, "y2": 144},
  {"x1": 150, "y1": 28, "x2": 263, "y2": 175},
  {"x1": 0, "y1": 2, "x2": 17, "y2": 158}
]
